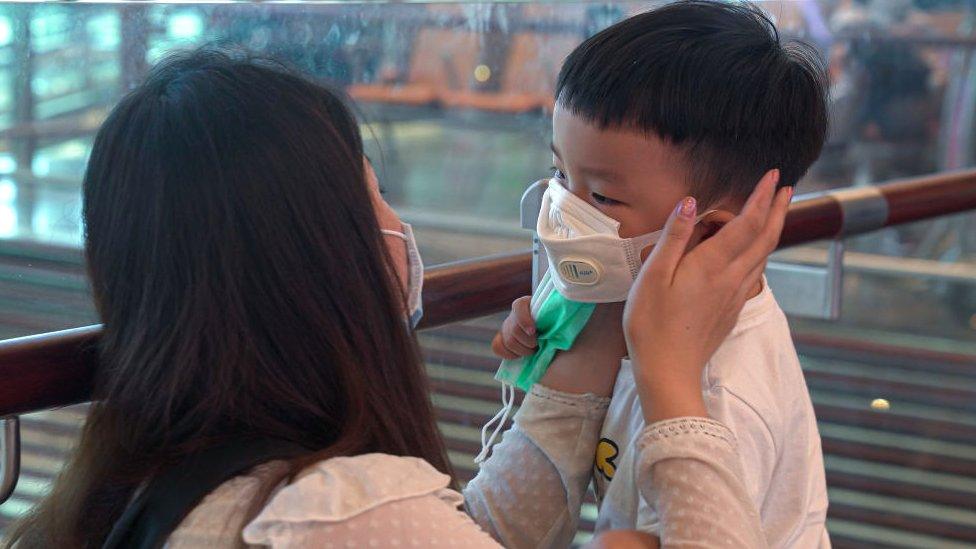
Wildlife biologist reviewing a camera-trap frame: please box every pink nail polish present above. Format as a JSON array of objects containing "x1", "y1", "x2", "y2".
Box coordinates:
[{"x1": 679, "y1": 197, "x2": 697, "y2": 218}]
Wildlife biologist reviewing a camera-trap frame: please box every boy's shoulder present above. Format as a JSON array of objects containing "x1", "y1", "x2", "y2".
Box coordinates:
[
  {"x1": 704, "y1": 282, "x2": 811, "y2": 422},
  {"x1": 711, "y1": 279, "x2": 798, "y2": 372}
]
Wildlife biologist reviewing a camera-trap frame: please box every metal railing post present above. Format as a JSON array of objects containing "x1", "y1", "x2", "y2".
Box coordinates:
[{"x1": 1, "y1": 415, "x2": 21, "y2": 504}]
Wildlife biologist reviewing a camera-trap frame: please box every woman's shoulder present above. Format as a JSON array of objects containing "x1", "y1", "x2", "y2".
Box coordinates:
[
  {"x1": 242, "y1": 453, "x2": 464, "y2": 544},
  {"x1": 169, "y1": 460, "x2": 290, "y2": 548}
]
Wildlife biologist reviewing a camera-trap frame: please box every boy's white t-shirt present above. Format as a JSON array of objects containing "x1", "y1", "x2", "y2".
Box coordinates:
[{"x1": 593, "y1": 281, "x2": 832, "y2": 548}]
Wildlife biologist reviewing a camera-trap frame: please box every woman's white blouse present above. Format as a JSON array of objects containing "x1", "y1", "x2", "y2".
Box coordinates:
[
  {"x1": 241, "y1": 454, "x2": 498, "y2": 548},
  {"x1": 167, "y1": 387, "x2": 765, "y2": 548},
  {"x1": 168, "y1": 454, "x2": 498, "y2": 548}
]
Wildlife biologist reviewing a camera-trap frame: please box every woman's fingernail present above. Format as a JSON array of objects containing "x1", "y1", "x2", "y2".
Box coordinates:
[{"x1": 679, "y1": 197, "x2": 697, "y2": 218}]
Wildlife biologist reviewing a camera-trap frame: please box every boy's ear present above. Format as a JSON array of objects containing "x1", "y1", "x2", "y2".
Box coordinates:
[{"x1": 695, "y1": 210, "x2": 736, "y2": 242}]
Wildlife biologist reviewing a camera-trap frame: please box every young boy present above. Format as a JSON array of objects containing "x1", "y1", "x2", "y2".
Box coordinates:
[{"x1": 478, "y1": 1, "x2": 830, "y2": 547}]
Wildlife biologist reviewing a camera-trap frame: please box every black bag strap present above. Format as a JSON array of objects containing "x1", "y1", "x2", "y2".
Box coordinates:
[{"x1": 102, "y1": 438, "x2": 310, "y2": 549}]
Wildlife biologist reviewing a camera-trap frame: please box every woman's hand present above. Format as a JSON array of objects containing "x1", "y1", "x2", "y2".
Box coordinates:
[{"x1": 623, "y1": 170, "x2": 791, "y2": 423}]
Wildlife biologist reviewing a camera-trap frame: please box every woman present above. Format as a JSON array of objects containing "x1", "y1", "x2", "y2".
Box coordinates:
[
  {"x1": 5, "y1": 49, "x2": 786, "y2": 548},
  {"x1": 7, "y1": 48, "x2": 449, "y2": 547}
]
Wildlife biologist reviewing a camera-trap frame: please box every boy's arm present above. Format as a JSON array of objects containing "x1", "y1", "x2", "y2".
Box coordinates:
[
  {"x1": 539, "y1": 301, "x2": 627, "y2": 397},
  {"x1": 465, "y1": 303, "x2": 627, "y2": 547}
]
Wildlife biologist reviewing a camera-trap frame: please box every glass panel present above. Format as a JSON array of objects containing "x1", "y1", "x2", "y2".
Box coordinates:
[{"x1": 0, "y1": 2, "x2": 973, "y2": 546}]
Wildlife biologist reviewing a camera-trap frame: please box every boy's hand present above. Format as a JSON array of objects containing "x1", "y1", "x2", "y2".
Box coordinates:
[{"x1": 491, "y1": 296, "x2": 537, "y2": 359}]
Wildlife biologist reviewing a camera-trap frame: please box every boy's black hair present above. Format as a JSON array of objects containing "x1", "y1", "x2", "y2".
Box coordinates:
[{"x1": 556, "y1": 0, "x2": 828, "y2": 205}]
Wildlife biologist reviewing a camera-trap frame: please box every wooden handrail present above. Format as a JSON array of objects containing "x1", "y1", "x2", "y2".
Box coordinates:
[
  {"x1": 1, "y1": 169, "x2": 975, "y2": 417},
  {"x1": 0, "y1": 326, "x2": 99, "y2": 417}
]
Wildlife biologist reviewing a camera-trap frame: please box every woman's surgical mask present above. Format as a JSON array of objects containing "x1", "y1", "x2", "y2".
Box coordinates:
[
  {"x1": 382, "y1": 223, "x2": 424, "y2": 328},
  {"x1": 367, "y1": 159, "x2": 423, "y2": 328},
  {"x1": 538, "y1": 178, "x2": 714, "y2": 303}
]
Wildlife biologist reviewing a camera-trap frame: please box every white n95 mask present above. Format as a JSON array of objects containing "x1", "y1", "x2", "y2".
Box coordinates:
[{"x1": 537, "y1": 178, "x2": 713, "y2": 303}]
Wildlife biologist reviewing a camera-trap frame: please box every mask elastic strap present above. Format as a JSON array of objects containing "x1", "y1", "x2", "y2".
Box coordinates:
[
  {"x1": 381, "y1": 229, "x2": 407, "y2": 240},
  {"x1": 628, "y1": 229, "x2": 663, "y2": 253},
  {"x1": 624, "y1": 209, "x2": 719, "y2": 278},
  {"x1": 474, "y1": 383, "x2": 516, "y2": 464},
  {"x1": 697, "y1": 209, "x2": 719, "y2": 222},
  {"x1": 628, "y1": 209, "x2": 720, "y2": 252}
]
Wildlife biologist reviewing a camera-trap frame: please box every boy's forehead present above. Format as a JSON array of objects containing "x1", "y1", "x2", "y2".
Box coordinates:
[{"x1": 552, "y1": 106, "x2": 685, "y2": 174}]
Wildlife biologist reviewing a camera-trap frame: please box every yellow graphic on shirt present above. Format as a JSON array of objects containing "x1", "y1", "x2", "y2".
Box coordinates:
[{"x1": 595, "y1": 438, "x2": 619, "y2": 481}]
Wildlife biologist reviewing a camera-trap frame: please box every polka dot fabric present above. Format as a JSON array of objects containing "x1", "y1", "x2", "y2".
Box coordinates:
[
  {"x1": 167, "y1": 390, "x2": 765, "y2": 548},
  {"x1": 637, "y1": 418, "x2": 767, "y2": 548},
  {"x1": 245, "y1": 491, "x2": 498, "y2": 548}
]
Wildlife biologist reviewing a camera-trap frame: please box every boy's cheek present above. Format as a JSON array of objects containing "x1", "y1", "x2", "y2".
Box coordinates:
[
  {"x1": 618, "y1": 214, "x2": 664, "y2": 239},
  {"x1": 617, "y1": 201, "x2": 677, "y2": 238}
]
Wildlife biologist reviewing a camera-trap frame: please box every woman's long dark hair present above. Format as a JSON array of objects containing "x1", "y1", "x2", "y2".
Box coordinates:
[{"x1": 6, "y1": 48, "x2": 452, "y2": 547}]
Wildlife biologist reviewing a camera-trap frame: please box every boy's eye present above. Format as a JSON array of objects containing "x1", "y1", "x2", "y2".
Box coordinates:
[
  {"x1": 551, "y1": 167, "x2": 566, "y2": 181},
  {"x1": 591, "y1": 192, "x2": 621, "y2": 206}
]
